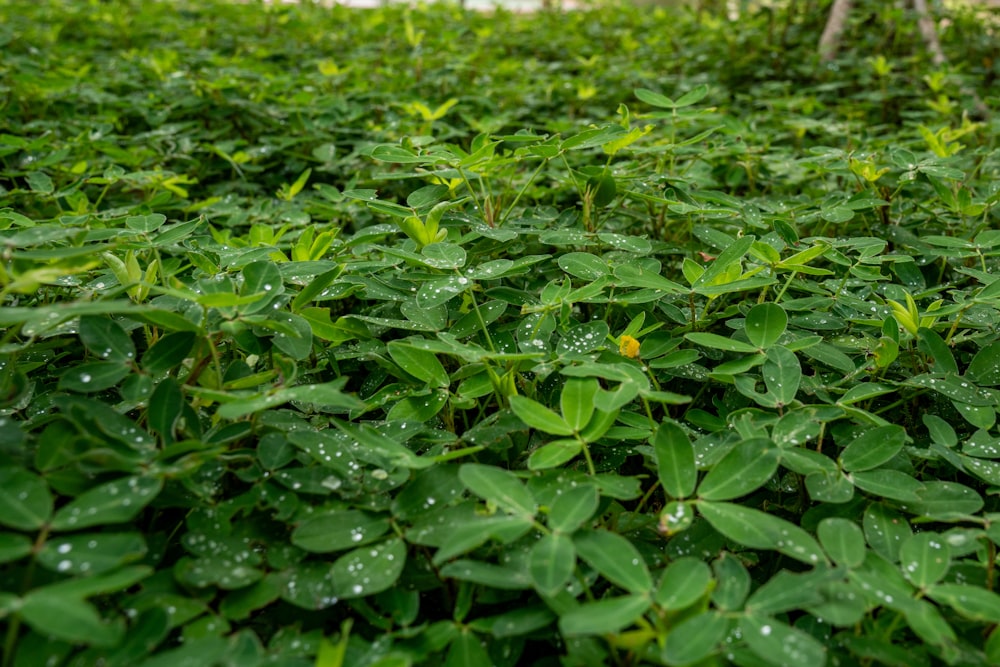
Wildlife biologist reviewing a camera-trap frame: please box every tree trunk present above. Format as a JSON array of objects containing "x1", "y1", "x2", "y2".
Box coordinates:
[
  {"x1": 818, "y1": 0, "x2": 853, "y2": 61},
  {"x1": 912, "y1": 0, "x2": 947, "y2": 65}
]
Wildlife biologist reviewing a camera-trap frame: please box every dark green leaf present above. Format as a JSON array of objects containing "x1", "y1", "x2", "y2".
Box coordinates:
[
  {"x1": 0, "y1": 467, "x2": 52, "y2": 530},
  {"x1": 654, "y1": 557, "x2": 712, "y2": 610},
  {"x1": 50, "y1": 476, "x2": 162, "y2": 530},
  {"x1": 652, "y1": 421, "x2": 697, "y2": 499},
  {"x1": 558, "y1": 594, "x2": 650, "y2": 635},
  {"x1": 330, "y1": 537, "x2": 406, "y2": 599},
  {"x1": 458, "y1": 463, "x2": 537, "y2": 517},
  {"x1": 839, "y1": 425, "x2": 907, "y2": 472},
  {"x1": 697, "y1": 437, "x2": 778, "y2": 501},
  {"x1": 574, "y1": 529, "x2": 652, "y2": 594},
  {"x1": 528, "y1": 533, "x2": 576, "y2": 596},
  {"x1": 740, "y1": 614, "x2": 827, "y2": 667}
]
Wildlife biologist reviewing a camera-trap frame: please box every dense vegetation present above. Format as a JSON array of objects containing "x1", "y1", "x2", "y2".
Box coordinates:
[{"x1": 1, "y1": 0, "x2": 999, "y2": 665}]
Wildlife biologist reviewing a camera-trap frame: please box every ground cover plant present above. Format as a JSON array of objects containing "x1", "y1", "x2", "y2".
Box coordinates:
[{"x1": 1, "y1": 0, "x2": 1000, "y2": 664}]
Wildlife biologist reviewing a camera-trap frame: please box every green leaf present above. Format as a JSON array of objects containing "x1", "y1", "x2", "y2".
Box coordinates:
[
  {"x1": 863, "y1": 504, "x2": 912, "y2": 562},
  {"x1": 684, "y1": 332, "x2": 758, "y2": 353},
  {"x1": 740, "y1": 614, "x2": 827, "y2": 667},
  {"x1": 558, "y1": 594, "x2": 651, "y2": 635},
  {"x1": 37, "y1": 532, "x2": 146, "y2": 576},
  {"x1": 652, "y1": 421, "x2": 697, "y2": 499},
  {"x1": 50, "y1": 476, "x2": 163, "y2": 531},
  {"x1": 0, "y1": 467, "x2": 53, "y2": 530},
  {"x1": 692, "y1": 236, "x2": 754, "y2": 290},
  {"x1": 849, "y1": 469, "x2": 924, "y2": 502},
  {"x1": 901, "y1": 599, "x2": 958, "y2": 651},
  {"x1": 923, "y1": 413, "x2": 957, "y2": 447},
  {"x1": 458, "y1": 463, "x2": 537, "y2": 517},
  {"x1": 439, "y1": 559, "x2": 531, "y2": 589},
  {"x1": 839, "y1": 425, "x2": 907, "y2": 472},
  {"x1": 387, "y1": 340, "x2": 450, "y2": 387},
  {"x1": 573, "y1": 529, "x2": 652, "y2": 594},
  {"x1": 79, "y1": 315, "x2": 136, "y2": 363},
  {"x1": 698, "y1": 501, "x2": 826, "y2": 565},
  {"x1": 141, "y1": 331, "x2": 196, "y2": 374},
  {"x1": 444, "y1": 629, "x2": 492, "y2": 667},
  {"x1": 558, "y1": 252, "x2": 609, "y2": 280},
  {"x1": 19, "y1": 591, "x2": 123, "y2": 647},
  {"x1": 330, "y1": 537, "x2": 406, "y2": 599},
  {"x1": 421, "y1": 242, "x2": 466, "y2": 269},
  {"x1": 147, "y1": 377, "x2": 183, "y2": 441},
  {"x1": 548, "y1": 483, "x2": 599, "y2": 533},
  {"x1": 745, "y1": 303, "x2": 787, "y2": 349},
  {"x1": 817, "y1": 518, "x2": 866, "y2": 568},
  {"x1": 746, "y1": 569, "x2": 831, "y2": 616},
  {"x1": 967, "y1": 342, "x2": 1000, "y2": 386},
  {"x1": 661, "y1": 612, "x2": 729, "y2": 665},
  {"x1": 763, "y1": 345, "x2": 801, "y2": 406},
  {"x1": 905, "y1": 481, "x2": 983, "y2": 519},
  {"x1": 561, "y1": 377, "x2": 598, "y2": 432},
  {"x1": 917, "y1": 328, "x2": 958, "y2": 374},
  {"x1": 509, "y1": 395, "x2": 574, "y2": 436},
  {"x1": 485, "y1": 605, "x2": 556, "y2": 638},
  {"x1": 528, "y1": 533, "x2": 576, "y2": 596},
  {"x1": 0, "y1": 533, "x2": 33, "y2": 564},
  {"x1": 59, "y1": 361, "x2": 131, "y2": 393},
  {"x1": 697, "y1": 437, "x2": 777, "y2": 501},
  {"x1": 219, "y1": 379, "x2": 364, "y2": 420},
  {"x1": 928, "y1": 583, "x2": 1000, "y2": 623},
  {"x1": 900, "y1": 532, "x2": 950, "y2": 588},
  {"x1": 527, "y1": 439, "x2": 582, "y2": 470},
  {"x1": 712, "y1": 553, "x2": 751, "y2": 610},
  {"x1": 557, "y1": 320, "x2": 610, "y2": 357},
  {"x1": 125, "y1": 213, "x2": 166, "y2": 233},
  {"x1": 333, "y1": 421, "x2": 431, "y2": 469},
  {"x1": 292, "y1": 510, "x2": 391, "y2": 553},
  {"x1": 653, "y1": 557, "x2": 712, "y2": 610}
]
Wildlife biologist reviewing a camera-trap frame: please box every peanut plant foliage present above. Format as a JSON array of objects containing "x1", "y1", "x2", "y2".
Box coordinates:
[{"x1": 1, "y1": 0, "x2": 1000, "y2": 665}]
